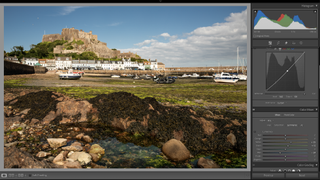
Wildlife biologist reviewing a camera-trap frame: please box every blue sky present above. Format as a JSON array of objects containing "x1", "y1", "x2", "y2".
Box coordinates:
[{"x1": 4, "y1": 6, "x2": 248, "y2": 67}]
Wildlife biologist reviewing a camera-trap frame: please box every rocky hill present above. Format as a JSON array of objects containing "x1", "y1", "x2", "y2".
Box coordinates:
[{"x1": 42, "y1": 27, "x2": 140, "y2": 59}]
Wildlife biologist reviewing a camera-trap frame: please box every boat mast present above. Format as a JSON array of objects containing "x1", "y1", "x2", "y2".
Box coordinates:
[{"x1": 237, "y1": 47, "x2": 239, "y2": 74}]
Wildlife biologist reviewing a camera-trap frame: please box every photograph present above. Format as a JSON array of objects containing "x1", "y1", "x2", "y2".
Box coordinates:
[{"x1": 4, "y1": 6, "x2": 248, "y2": 169}]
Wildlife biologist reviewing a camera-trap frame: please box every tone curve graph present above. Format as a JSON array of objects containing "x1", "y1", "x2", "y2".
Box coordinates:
[{"x1": 254, "y1": 10, "x2": 317, "y2": 30}]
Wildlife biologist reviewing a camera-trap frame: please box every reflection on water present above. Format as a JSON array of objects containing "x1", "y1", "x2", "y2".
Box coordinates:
[{"x1": 91, "y1": 137, "x2": 161, "y2": 168}]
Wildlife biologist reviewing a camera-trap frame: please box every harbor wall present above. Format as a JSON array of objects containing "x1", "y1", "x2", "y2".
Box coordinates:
[{"x1": 4, "y1": 60, "x2": 47, "y2": 75}]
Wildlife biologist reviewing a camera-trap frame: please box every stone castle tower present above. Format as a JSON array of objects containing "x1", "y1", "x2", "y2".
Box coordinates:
[{"x1": 42, "y1": 27, "x2": 140, "y2": 59}]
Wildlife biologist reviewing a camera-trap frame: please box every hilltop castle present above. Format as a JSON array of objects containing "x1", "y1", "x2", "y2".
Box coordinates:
[{"x1": 42, "y1": 27, "x2": 140, "y2": 59}]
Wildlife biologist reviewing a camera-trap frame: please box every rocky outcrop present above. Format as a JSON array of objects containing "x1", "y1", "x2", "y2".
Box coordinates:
[{"x1": 4, "y1": 146, "x2": 62, "y2": 168}]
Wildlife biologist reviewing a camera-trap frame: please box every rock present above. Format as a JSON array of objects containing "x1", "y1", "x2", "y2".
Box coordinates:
[
  {"x1": 173, "y1": 130, "x2": 184, "y2": 141},
  {"x1": 9, "y1": 99, "x2": 18, "y2": 105},
  {"x1": 197, "y1": 157, "x2": 220, "y2": 168},
  {"x1": 41, "y1": 144, "x2": 50, "y2": 149},
  {"x1": 47, "y1": 138, "x2": 67, "y2": 149},
  {"x1": 55, "y1": 99, "x2": 99, "y2": 123},
  {"x1": 89, "y1": 144, "x2": 105, "y2": 155},
  {"x1": 63, "y1": 161, "x2": 82, "y2": 169},
  {"x1": 4, "y1": 141, "x2": 20, "y2": 147},
  {"x1": 241, "y1": 165, "x2": 246, "y2": 168},
  {"x1": 91, "y1": 162, "x2": 105, "y2": 168},
  {"x1": 17, "y1": 108, "x2": 31, "y2": 116},
  {"x1": 194, "y1": 99, "x2": 203, "y2": 104},
  {"x1": 53, "y1": 151, "x2": 66, "y2": 164},
  {"x1": 62, "y1": 145, "x2": 83, "y2": 152},
  {"x1": 19, "y1": 147, "x2": 26, "y2": 151},
  {"x1": 42, "y1": 111, "x2": 57, "y2": 125},
  {"x1": 69, "y1": 152, "x2": 92, "y2": 166},
  {"x1": 76, "y1": 133, "x2": 84, "y2": 140},
  {"x1": 4, "y1": 106, "x2": 13, "y2": 117},
  {"x1": 111, "y1": 117, "x2": 136, "y2": 131},
  {"x1": 66, "y1": 158, "x2": 75, "y2": 162},
  {"x1": 71, "y1": 141, "x2": 82, "y2": 147},
  {"x1": 4, "y1": 116, "x2": 21, "y2": 131},
  {"x1": 190, "y1": 116, "x2": 216, "y2": 135},
  {"x1": 4, "y1": 146, "x2": 60, "y2": 168},
  {"x1": 82, "y1": 135, "x2": 93, "y2": 143},
  {"x1": 36, "y1": 151, "x2": 52, "y2": 158},
  {"x1": 203, "y1": 110, "x2": 214, "y2": 117},
  {"x1": 226, "y1": 159, "x2": 231, "y2": 164},
  {"x1": 227, "y1": 133, "x2": 237, "y2": 146},
  {"x1": 68, "y1": 151, "x2": 75, "y2": 157},
  {"x1": 30, "y1": 118, "x2": 40, "y2": 125},
  {"x1": 73, "y1": 127, "x2": 81, "y2": 132},
  {"x1": 161, "y1": 139, "x2": 190, "y2": 161},
  {"x1": 89, "y1": 153, "x2": 101, "y2": 163},
  {"x1": 47, "y1": 156, "x2": 55, "y2": 162}
]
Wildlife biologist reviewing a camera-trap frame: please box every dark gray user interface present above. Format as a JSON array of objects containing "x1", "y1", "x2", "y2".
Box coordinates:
[{"x1": 252, "y1": 3, "x2": 319, "y2": 179}]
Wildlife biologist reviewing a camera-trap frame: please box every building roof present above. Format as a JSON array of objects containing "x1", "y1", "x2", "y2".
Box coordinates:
[{"x1": 158, "y1": 62, "x2": 165, "y2": 65}]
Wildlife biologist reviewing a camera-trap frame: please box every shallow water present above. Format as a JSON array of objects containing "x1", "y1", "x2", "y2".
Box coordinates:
[{"x1": 91, "y1": 137, "x2": 162, "y2": 168}]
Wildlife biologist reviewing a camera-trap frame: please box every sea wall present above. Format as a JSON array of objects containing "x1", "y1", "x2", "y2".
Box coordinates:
[{"x1": 4, "y1": 60, "x2": 47, "y2": 75}]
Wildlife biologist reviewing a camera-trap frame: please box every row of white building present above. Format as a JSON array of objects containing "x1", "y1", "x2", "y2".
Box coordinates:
[{"x1": 7, "y1": 56, "x2": 162, "y2": 71}]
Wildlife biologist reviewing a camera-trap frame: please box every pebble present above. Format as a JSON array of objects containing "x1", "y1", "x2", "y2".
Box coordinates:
[{"x1": 226, "y1": 159, "x2": 231, "y2": 164}]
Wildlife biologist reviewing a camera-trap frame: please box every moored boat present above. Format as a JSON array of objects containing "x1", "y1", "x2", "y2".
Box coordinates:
[
  {"x1": 111, "y1": 75, "x2": 120, "y2": 78},
  {"x1": 214, "y1": 72, "x2": 238, "y2": 83},
  {"x1": 59, "y1": 69, "x2": 82, "y2": 80}
]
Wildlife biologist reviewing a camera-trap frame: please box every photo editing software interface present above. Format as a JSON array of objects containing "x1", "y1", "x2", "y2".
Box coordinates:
[{"x1": 0, "y1": 2, "x2": 319, "y2": 180}]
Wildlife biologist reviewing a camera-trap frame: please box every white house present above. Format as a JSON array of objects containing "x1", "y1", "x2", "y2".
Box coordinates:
[
  {"x1": 55, "y1": 57, "x2": 72, "y2": 70},
  {"x1": 24, "y1": 57, "x2": 38, "y2": 66}
]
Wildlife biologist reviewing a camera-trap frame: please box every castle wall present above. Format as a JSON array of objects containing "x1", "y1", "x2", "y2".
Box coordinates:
[{"x1": 42, "y1": 34, "x2": 62, "y2": 42}]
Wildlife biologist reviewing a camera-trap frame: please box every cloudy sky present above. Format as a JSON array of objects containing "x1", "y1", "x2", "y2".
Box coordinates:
[{"x1": 4, "y1": 6, "x2": 248, "y2": 67}]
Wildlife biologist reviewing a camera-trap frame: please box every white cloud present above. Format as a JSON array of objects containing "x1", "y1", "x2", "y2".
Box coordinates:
[
  {"x1": 120, "y1": 9, "x2": 248, "y2": 67},
  {"x1": 134, "y1": 39, "x2": 158, "y2": 46},
  {"x1": 59, "y1": 6, "x2": 84, "y2": 16},
  {"x1": 160, "y1": 33, "x2": 170, "y2": 38}
]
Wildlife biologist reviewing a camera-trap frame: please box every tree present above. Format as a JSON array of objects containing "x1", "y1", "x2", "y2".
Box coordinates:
[{"x1": 80, "y1": 51, "x2": 98, "y2": 60}]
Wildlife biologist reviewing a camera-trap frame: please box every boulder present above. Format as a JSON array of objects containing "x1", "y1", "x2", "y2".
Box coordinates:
[
  {"x1": 190, "y1": 116, "x2": 216, "y2": 135},
  {"x1": 76, "y1": 133, "x2": 85, "y2": 140},
  {"x1": 62, "y1": 145, "x2": 83, "y2": 152},
  {"x1": 197, "y1": 157, "x2": 220, "y2": 168},
  {"x1": 227, "y1": 133, "x2": 237, "y2": 146},
  {"x1": 47, "y1": 138, "x2": 67, "y2": 149},
  {"x1": 68, "y1": 152, "x2": 92, "y2": 166},
  {"x1": 63, "y1": 161, "x2": 82, "y2": 169},
  {"x1": 82, "y1": 135, "x2": 93, "y2": 143},
  {"x1": 89, "y1": 144, "x2": 105, "y2": 155},
  {"x1": 42, "y1": 111, "x2": 57, "y2": 125},
  {"x1": 36, "y1": 151, "x2": 52, "y2": 158},
  {"x1": 161, "y1": 139, "x2": 190, "y2": 161},
  {"x1": 89, "y1": 153, "x2": 101, "y2": 163},
  {"x1": 53, "y1": 151, "x2": 66, "y2": 164}
]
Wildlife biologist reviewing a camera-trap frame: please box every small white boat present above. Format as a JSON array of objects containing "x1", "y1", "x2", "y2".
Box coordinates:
[
  {"x1": 59, "y1": 69, "x2": 81, "y2": 80},
  {"x1": 197, "y1": 75, "x2": 213, "y2": 79},
  {"x1": 111, "y1": 75, "x2": 120, "y2": 78},
  {"x1": 237, "y1": 74, "x2": 247, "y2": 81},
  {"x1": 181, "y1": 74, "x2": 191, "y2": 78},
  {"x1": 191, "y1": 73, "x2": 200, "y2": 78},
  {"x1": 214, "y1": 72, "x2": 238, "y2": 83}
]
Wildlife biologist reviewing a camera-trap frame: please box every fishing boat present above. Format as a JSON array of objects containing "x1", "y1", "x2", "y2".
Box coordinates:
[
  {"x1": 191, "y1": 73, "x2": 200, "y2": 78},
  {"x1": 111, "y1": 75, "x2": 120, "y2": 78},
  {"x1": 59, "y1": 69, "x2": 82, "y2": 80},
  {"x1": 214, "y1": 72, "x2": 238, "y2": 83}
]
